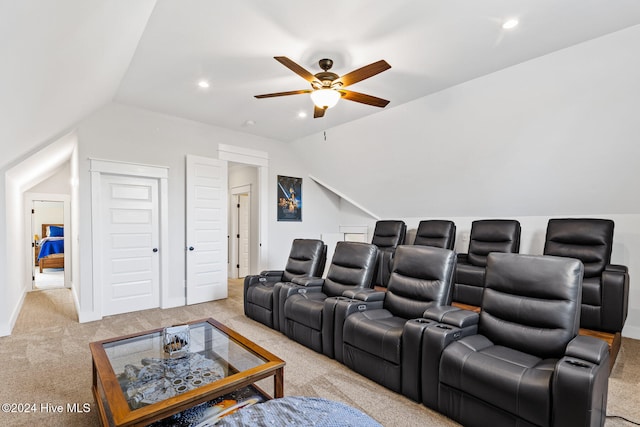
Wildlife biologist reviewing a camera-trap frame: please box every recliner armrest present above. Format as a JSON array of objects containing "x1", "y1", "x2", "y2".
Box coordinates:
[
  {"x1": 553, "y1": 336, "x2": 610, "y2": 426},
  {"x1": 260, "y1": 270, "x2": 285, "y2": 278},
  {"x1": 342, "y1": 288, "x2": 386, "y2": 302},
  {"x1": 291, "y1": 276, "x2": 324, "y2": 287},
  {"x1": 565, "y1": 335, "x2": 609, "y2": 365},
  {"x1": 605, "y1": 264, "x2": 628, "y2": 274},
  {"x1": 423, "y1": 305, "x2": 479, "y2": 329},
  {"x1": 601, "y1": 265, "x2": 630, "y2": 332}
]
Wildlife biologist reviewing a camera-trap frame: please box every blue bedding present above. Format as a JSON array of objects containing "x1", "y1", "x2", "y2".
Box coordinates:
[{"x1": 38, "y1": 238, "x2": 64, "y2": 260}]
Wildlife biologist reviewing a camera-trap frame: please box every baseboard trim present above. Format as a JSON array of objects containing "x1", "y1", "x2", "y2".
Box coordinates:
[{"x1": 1, "y1": 289, "x2": 28, "y2": 336}]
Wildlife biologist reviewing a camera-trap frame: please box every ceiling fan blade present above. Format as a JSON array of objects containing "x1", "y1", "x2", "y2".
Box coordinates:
[
  {"x1": 274, "y1": 56, "x2": 320, "y2": 84},
  {"x1": 340, "y1": 90, "x2": 390, "y2": 108},
  {"x1": 254, "y1": 89, "x2": 312, "y2": 99},
  {"x1": 313, "y1": 106, "x2": 326, "y2": 118},
  {"x1": 335, "y1": 60, "x2": 391, "y2": 87}
]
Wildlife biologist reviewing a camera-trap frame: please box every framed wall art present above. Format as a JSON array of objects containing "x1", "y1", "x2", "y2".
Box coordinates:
[{"x1": 277, "y1": 175, "x2": 302, "y2": 221}]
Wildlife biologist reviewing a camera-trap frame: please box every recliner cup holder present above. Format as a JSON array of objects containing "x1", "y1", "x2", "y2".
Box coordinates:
[{"x1": 565, "y1": 359, "x2": 590, "y2": 368}]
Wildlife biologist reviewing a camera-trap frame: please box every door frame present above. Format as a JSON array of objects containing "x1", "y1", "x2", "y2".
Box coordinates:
[
  {"x1": 89, "y1": 159, "x2": 170, "y2": 319},
  {"x1": 24, "y1": 193, "x2": 71, "y2": 290},
  {"x1": 229, "y1": 185, "x2": 251, "y2": 279},
  {"x1": 218, "y1": 144, "x2": 268, "y2": 273}
]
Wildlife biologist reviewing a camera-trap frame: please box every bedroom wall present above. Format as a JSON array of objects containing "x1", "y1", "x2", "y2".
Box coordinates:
[{"x1": 75, "y1": 102, "x2": 342, "y2": 322}]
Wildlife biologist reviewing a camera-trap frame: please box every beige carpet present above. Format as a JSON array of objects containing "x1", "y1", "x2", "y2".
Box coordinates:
[{"x1": 0, "y1": 281, "x2": 638, "y2": 427}]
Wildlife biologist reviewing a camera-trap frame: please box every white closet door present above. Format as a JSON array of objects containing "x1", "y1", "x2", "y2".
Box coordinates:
[
  {"x1": 102, "y1": 175, "x2": 160, "y2": 315},
  {"x1": 186, "y1": 155, "x2": 228, "y2": 304}
]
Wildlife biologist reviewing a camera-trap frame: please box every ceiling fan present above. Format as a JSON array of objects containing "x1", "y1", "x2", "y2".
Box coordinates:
[{"x1": 255, "y1": 56, "x2": 391, "y2": 118}]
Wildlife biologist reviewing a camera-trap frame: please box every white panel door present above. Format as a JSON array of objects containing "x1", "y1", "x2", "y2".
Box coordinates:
[
  {"x1": 238, "y1": 193, "x2": 250, "y2": 277},
  {"x1": 186, "y1": 155, "x2": 228, "y2": 304},
  {"x1": 102, "y1": 175, "x2": 160, "y2": 316}
]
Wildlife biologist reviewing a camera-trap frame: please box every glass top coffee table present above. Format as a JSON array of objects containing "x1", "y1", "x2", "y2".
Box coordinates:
[{"x1": 89, "y1": 318, "x2": 285, "y2": 426}]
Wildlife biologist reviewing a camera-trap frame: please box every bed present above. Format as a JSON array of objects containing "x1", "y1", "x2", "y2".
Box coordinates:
[{"x1": 38, "y1": 223, "x2": 64, "y2": 273}]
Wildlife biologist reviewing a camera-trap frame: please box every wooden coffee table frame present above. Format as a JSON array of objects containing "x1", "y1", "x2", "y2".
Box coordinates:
[{"x1": 90, "y1": 318, "x2": 285, "y2": 427}]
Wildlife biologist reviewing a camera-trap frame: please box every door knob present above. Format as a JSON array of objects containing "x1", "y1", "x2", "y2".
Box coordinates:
[
  {"x1": 152, "y1": 248, "x2": 158, "y2": 253},
  {"x1": 188, "y1": 246, "x2": 194, "y2": 251}
]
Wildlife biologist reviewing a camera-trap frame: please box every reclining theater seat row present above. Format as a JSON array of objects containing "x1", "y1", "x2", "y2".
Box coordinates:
[
  {"x1": 244, "y1": 237, "x2": 612, "y2": 427},
  {"x1": 244, "y1": 239, "x2": 327, "y2": 329}
]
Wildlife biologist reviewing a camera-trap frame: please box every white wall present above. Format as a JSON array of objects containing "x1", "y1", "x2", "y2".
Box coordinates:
[
  {"x1": 27, "y1": 163, "x2": 71, "y2": 195},
  {"x1": 75, "y1": 102, "x2": 342, "y2": 321}
]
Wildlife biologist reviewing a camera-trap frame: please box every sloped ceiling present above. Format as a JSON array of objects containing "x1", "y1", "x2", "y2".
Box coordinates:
[
  {"x1": 3, "y1": 0, "x2": 640, "y2": 171},
  {"x1": 115, "y1": 0, "x2": 640, "y2": 142},
  {"x1": 0, "y1": 0, "x2": 157, "y2": 169}
]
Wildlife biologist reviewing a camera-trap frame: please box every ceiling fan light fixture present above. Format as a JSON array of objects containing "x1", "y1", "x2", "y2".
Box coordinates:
[
  {"x1": 502, "y1": 19, "x2": 519, "y2": 29},
  {"x1": 310, "y1": 88, "x2": 340, "y2": 109}
]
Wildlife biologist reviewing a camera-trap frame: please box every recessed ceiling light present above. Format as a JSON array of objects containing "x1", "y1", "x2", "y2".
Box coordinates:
[
  {"x1": 502, "y1": 19, "x2": 519, "y2": 30},
  {"x1": 243, "y1": 120, "x2": 256, "y2": 127},
  {"x1": 197, "y1": 80, "x2": 210, "y2": 89},
  {"x1": 297, "y1": 111, "x2": 307, "y2": 119}
]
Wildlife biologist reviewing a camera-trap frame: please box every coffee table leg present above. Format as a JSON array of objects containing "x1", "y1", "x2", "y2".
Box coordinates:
[{"x1": 274, "y1": 368, "x2": 284, "y2": 398}]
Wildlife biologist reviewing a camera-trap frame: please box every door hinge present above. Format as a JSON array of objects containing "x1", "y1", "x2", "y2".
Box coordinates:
[
  {"x1": 32, "y1": 242, "x2": 35, "y2": 248},
  {"x1": 31, "y1": 209, "x2": 35, "y2": 214},
  {"x1": 236, "y1": 264, "x2": 240, "y2": 269},
  {"x1": 237, "y1": 234, "x2": 240, "y2": 238},
  {"x1": 32, "y1": 275, "x2": 35, "y2": 281}
]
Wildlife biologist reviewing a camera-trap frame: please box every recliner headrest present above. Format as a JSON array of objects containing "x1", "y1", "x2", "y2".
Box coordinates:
[
  {"x1": 543, "y1": 218, "x2": 614, "y2": 278},
  {"x1": 371, "y1": 220, "x2": 407, "y2": 249},
  {"x1": 283, "y1": 239, "x2": 327, "y2": 282},
  {"x1": 467, "y1": 219, "x2": 521, "y2": 267},
  {"x1": 413, "y1": 220, "x2": 456, "y2": 250}
]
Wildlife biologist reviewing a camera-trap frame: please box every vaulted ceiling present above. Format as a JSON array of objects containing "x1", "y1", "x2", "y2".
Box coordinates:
[{"x1": 3, "y1": 0, "x2": 640, "y2": 168}]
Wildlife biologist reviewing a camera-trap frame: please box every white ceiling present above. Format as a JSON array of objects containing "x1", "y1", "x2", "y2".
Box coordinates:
[
  {"x1": 3, "y1": 0, "x2": 640, "y2": 169},
  {"x1": 114, "y1": 0, "x2": 640, "y2": 142}
]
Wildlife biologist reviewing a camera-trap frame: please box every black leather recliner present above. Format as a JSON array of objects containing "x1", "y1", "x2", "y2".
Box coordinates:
[
  {"x1": 371, "y1": 220, "x2": 406, "y2": 288},
  {"x1": 281, "y1": 241, "x2": 378, "y2": 352},
  {"x1": 544, "y1": 218, "x2": 629, "y2": 333},
  {"x1": 244, "y1": 239, "x2": 326, "y2": 329},
  {"x1": 341, "y1": 245, "x2": 456, "y2": 399},
  {"x1": 413, "y1": 220, "x2": 456, "y2": 250},
  {"x1": 422, "y1": 253, "x2": 609, "y2": 427},
  {"x1": 454, "y1": 219, "x2": 521, "y2": 306}
]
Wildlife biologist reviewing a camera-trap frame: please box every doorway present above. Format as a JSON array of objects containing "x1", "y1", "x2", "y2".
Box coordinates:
[
  {"x1": 25, "y1": 193, "x2": 71, "y2": 291},
  {"x1": 218, "y1": 144, "x2": 269, "y2": 273},
  {"x1": 229, "y1": 186, "x2": 251, "y2": 279},
  {"x1": 32, "y1": 200, "x2": 64, "y2": 290}
]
